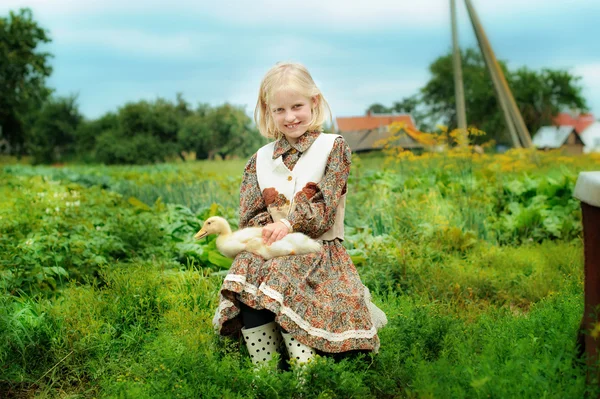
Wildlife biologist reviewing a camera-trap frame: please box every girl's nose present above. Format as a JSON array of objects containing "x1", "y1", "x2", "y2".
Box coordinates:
[{"x1": 285, "y1": 111, "x2": 296, "y2": 121}]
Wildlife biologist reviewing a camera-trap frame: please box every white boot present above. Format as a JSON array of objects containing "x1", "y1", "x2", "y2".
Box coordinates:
[
  {"x1": 281, "y1": 331, "x2": 316, "y2": 364},
  {"x1": 241, "y1": 321, "x2": 283, "y2": 366}
]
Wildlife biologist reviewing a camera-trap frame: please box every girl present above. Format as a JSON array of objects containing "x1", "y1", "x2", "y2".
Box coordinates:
[{"x1": 213, "y1": 62, "x2": 386, "y2": 366}]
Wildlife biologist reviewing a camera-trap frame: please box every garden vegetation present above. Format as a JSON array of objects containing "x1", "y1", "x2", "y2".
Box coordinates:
[{"x1": 1, "y1": 144, "x2": 599, "y2": 398}]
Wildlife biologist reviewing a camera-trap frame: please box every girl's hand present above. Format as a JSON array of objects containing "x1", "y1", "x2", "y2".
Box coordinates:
[{"x1": 262, "y1": 221, "x2": 289, "y2": 246}]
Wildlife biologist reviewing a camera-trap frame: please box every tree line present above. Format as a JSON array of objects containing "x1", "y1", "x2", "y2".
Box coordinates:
[{"x1": 29, "y1": 94, "x2": 265, "y2": 164}]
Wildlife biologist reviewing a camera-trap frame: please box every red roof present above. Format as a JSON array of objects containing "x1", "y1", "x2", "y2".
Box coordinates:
[
  {"x1": 553, "y1": 112, "x2": 595, "y2": 134},
  {"x1": 336, "y1": 114, "x2": 415, "y2": 132}
]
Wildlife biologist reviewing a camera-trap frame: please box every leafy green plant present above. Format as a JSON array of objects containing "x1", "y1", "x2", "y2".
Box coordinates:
[
  {"x1": 1, "y1": 152, "x2": 596, "y2": 398},
  {"x1": 0, "y1": 175, "x2": 171, "y2": 293}
]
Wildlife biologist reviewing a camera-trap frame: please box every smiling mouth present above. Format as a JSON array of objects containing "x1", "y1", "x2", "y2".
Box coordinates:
[{"x1": 286, "y1": 122, "x2": 300, "y2": 129}]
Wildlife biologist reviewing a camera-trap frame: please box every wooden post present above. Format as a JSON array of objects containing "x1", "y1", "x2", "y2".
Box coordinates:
[
  {"x1": 450, "y1": 0, "x2": 467, "y2": 134},
  {"x1": 463, "y1": 0, "x2": 533, "y2": 148},
  {"x1": 574, "y1": 171, "x2": 600, "y2": 385}
]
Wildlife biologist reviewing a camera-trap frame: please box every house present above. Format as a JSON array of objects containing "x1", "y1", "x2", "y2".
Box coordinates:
[
  {"x1": 533, "y1": 112, "x2": 596, "y2": 154},
  {"x1": 552, "y1": 112, "x2": 595, "y2": 135},
  {"x1": 580, "y1": 122, "x2": 600, "y2": 153},
  {"x1": 335, "y1": 112, "x2": 424, "y2": 152},
  {"x1": 532, "y1": 125, "x2": 585, "y2": 155},
  {"x1": 553, "y1": 112, "x2": 598, "y2": 153}
]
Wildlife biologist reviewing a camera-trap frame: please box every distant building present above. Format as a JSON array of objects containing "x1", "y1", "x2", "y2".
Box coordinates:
[
  {"x1": 552, "y1": 112, "x2": 595, "y2": 135},
  {"x1": 533, "y1": 112, "x2": 596, "y2": 154},
  {"x1": 532, "y1": 126, "x2": 585, "y2": 155},
  {"x1": 335, "y1": 112, "x2": 423, "y2": 152},
  {"x1": 580, "y1": 122, "x2": 600, "y2": 153}
]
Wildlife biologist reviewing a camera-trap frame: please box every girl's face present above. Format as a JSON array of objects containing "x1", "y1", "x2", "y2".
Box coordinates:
[{"x1": 269, "y1": 89, "x2": 317, "y2": 144}]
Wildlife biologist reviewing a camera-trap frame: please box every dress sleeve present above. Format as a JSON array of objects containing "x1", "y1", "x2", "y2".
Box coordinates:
[
  {"x1": 239, "y1": 153, "x2": 273, "y2": 228},
  {"x1": 287, "y1": 137, "x2": 351, "y2": 238}
]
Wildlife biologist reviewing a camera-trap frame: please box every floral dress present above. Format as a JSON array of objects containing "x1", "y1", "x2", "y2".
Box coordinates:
[{"x1": 213, "y1": 131, "x2": 383, "y2": 353}]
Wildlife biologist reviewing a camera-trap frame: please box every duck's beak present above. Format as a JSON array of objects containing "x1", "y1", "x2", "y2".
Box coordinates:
[{"x1": 194, "y1": 229, "x2": 208, "y2": 240}]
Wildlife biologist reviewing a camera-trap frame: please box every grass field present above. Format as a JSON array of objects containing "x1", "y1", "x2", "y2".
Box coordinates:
[{"x1": 1, "y1": 148, "x2": 599, "y2": 398}]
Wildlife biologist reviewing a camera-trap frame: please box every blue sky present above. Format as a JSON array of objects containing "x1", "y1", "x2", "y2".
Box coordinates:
[{"x1": 2, "y1": 0, "x2": 600, "y2": 124}]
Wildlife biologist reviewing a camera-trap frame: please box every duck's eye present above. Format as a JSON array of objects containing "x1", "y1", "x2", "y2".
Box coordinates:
[{"x1": 207, "y1": 222, "x2": 211, "y2": 225}]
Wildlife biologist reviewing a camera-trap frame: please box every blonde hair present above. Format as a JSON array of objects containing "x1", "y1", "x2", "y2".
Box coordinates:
[{"x1": 254, "y1": 62, "x2": 332, "y2": 140}]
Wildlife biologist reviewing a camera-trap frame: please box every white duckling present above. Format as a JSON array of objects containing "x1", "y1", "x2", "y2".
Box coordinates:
[{"x1": 193, "y1": 216, "x2": 322, "y2": 260}]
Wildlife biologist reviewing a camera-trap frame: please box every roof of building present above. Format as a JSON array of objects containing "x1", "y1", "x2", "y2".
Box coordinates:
[
  {"x1": 533, "y1": 126, "x2": 578, "y2": 148},
  {"x1": 580, "y1": 121, "x2": 600, "y2": 148},
  {"x1": 340, "y1": 127, "x2": 423, "y2": 152},
  {"x1": 552, "y1": 112, "x2": 595, "y2": 134},
  {"x1": 336, "y1": 113, "x2": 416, "y2": 133},
  {"x1": 335, "y1": 113, "x2": 420, "y2": 152}
]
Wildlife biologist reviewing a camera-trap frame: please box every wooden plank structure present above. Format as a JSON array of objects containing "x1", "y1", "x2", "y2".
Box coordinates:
[
  {"x1": 574, "y1": 172, "x2": 600, "y2": 385},
  {"x1": 450, "y1": 0, "x2": 533, "y2": 148}
]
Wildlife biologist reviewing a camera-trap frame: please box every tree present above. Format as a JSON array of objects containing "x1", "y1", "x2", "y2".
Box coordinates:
[
  {"x1": 366, "y1": 103, "x2": 391, "y2": 114},
  {"x1": 0, "y1": 8, "x2": 53, "y2": 155},
  {"x1": 94, "y1": 99, "x2": 182, "y2": 164},
  {"x1": 512, "y1": 68, "x2": 588, "y2": 137},
  {"x1": 419, "y1": 48, "x2": 588, "y2": 144},
  {"x1": 392, "y1": 96, "x2": 419, "y2": 114},
  {"x1": 95, "y1": 98, "x2": 176, "y2": 164},
  {"x1": 175, "y1": 92, "x2": 193, "y2": 120},
  {"x1": 179, "y1": 103, "x2": 264, "y2": 160},
  {"x1": 95, "y1": 130, "x2": 166, "y2": 165},
  {"x1": 206, "y1": 104, "x2": 260, "y2": 159},
  {"x1": 28, "y1": 95, "x2": 82, "y2": 164},
  {"x1": 75, "y1": 96, "x2": 263, "y2": 164},
  {"x1": 178, "y1": 106, "x2": 213, "y2": 160},
  {"x1": 365, "y1": 95, "x2": 432, "y2": 132},
  {"x1": 75, "y1": 112, "x2": 118, "y2": 159},
  {"x1": 367, "y1": 98, "x2": 421, "y2": 116}
]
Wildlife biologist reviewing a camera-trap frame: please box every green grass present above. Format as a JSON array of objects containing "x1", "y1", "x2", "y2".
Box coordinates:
[{"x1": 0, "y1": 153, "x2": 598, "y2": 398}]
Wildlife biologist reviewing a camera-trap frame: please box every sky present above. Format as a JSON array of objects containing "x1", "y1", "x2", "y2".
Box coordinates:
[{"x1": 2, "y1": 0, "x2": 600, "y2": 124}]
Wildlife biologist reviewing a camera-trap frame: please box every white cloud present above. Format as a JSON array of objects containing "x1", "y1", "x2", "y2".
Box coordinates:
[{"x1": 51, "y1": 27, "x2": 219, "y2": 58}]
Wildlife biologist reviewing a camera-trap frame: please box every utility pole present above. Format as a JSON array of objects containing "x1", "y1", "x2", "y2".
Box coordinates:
[
  {"x1": 451, "y1": 0, "x2": 467, "y2": 134},
  {"x1": 455, "y1": 0, "x2": 533, "y2": 148}
]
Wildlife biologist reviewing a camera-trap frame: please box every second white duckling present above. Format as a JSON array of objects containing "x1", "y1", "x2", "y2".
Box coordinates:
[{"x1": 194, "y1": 216, "x2": 322, "y2": 260}]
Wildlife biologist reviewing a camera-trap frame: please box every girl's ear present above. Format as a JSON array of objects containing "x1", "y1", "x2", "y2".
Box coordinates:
[{"x1": 312, "y1": 95, "x2": 319, "y2": 109}]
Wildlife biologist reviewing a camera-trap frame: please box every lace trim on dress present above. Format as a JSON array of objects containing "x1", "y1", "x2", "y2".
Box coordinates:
[{"x1": 223, "y1": 274, "x2": 379, "y2": 341}]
